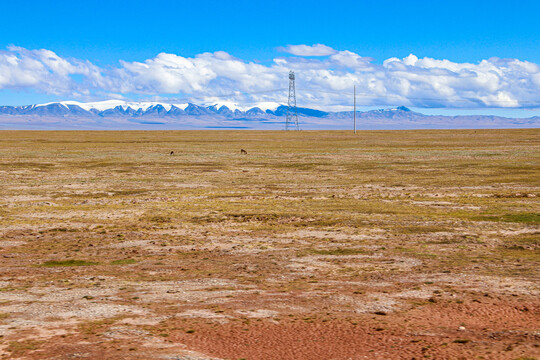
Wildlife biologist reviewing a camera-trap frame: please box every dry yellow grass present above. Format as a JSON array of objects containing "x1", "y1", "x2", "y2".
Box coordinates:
[{"x1": 0, "y1": 129, "x2": 538, "y2": 359}]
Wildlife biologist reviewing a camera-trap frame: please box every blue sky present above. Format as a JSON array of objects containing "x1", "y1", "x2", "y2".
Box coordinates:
[{"x1": 1, "y1": 0, "x2": 539, "y2": 115}]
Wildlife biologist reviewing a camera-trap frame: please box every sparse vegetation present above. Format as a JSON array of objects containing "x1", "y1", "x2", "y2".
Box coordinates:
[
  {"x1": 110, "y1": 259, "x2": 137, "y2": 265},
  {"x1": 473, "y1": 213, "x2": 540, "y2": 224},
  {"x1": 40, "y1": 259, "x2": 98, "y2": 267},
  {"x1": 0, "y1": 129, "x2": 538, "y2": 359},
  {"x1": 306, "y1": 248, "x2": 368, "y2": 256},
  {"x1": 7, "y1": 340, "x2": 42, "y2": 356}
]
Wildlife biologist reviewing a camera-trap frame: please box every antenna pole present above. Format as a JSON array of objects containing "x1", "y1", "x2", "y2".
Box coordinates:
[{"x1": 353, "y1": 85, "x2": 356, "y2": 134}]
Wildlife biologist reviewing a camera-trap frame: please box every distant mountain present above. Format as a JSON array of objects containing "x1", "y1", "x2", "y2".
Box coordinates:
[
  {"x1": 0, "y1": 100, "x2": 334, "y2": 119},
  {"x1": 0, "y1": 100, "x2": 538, "y2": 130}
]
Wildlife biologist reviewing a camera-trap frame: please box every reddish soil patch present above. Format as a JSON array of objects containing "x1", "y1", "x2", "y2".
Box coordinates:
[
  {"x1": 7, "y1": 295, "x2": 539, "y2": 359},
  {"x1": 169, "y1": 298, "x2": 540, "y2": 360}
]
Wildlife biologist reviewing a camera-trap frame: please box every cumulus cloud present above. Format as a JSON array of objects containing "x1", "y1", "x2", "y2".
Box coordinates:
[
  {"x1": 278, "y1": 44, "x2": 338, "y2": 57},
  {"x1": 0, "y1": 45, "x2": 539, "y2": 109},
  {"x1": 0, "y1": 46, "x2": 101, "y2": 96}
]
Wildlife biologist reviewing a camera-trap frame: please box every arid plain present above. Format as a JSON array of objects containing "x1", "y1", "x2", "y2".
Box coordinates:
[{"x1": 0, "y1": 130, "x2": 538, "y2": 359}]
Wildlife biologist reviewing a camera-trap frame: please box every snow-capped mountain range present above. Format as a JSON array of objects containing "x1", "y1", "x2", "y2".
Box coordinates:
[
  {"x1": 0, "y1": 100, "x2": 538, "y2": 130},
  {"x1": 0, "y1": 100, "x2": 286, "y2": 117}
]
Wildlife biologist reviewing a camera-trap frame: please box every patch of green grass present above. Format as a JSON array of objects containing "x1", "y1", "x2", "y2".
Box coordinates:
[
  {"x1": 473, "y1": 213, "x2": 540, "y2": 224},
  {"x1": 110, "y1": 259, "x2": 137, "y2": 265},
  {"x1": 40, "y1": 259, "x2": 98, "y2": 267},
  {"x1": 501, "y1": 213, "x2": 540, "y2": 223}
]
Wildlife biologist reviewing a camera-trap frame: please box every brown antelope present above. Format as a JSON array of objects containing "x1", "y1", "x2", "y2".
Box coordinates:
[
  {"x1": 170, "y1": 151, "x2": 174, "y2": 155},
  {"x1": 240, "y1": 149, "x2": 247, "y2": 155}
]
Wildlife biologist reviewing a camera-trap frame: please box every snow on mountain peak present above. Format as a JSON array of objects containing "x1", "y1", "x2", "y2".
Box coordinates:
[
  {"x1": 206, "y1": 101, "x2": 281, "y2": 112},
  {"x1": 34, "y1": 100, "x2": 284, "y2": 113},
  {"x1": 36, "y1": 100, "x2": 190, "y2": 112}
]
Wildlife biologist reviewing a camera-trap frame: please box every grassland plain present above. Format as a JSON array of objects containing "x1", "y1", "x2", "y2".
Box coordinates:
[{"x1": 0, "y1": 129, "x2": 538, "y2": 360}]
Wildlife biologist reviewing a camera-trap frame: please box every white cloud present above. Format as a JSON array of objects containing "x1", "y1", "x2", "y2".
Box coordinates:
[
  {"x1": 278, "y1": 44, "x2": 337, "y2": 57},
  {"x1": 0, "y1": 46, "x2": 100, "y2": 96},
  {"x1": 0, "y1": 46, "x2": 539, "y2": 109}
]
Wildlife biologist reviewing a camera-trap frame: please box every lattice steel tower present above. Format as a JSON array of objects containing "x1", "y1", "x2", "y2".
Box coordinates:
[{"x1": 286, "y1": 70, "x2": 299, "y2": 130}]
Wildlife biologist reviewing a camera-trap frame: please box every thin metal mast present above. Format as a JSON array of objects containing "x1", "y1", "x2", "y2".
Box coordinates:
[
  {"x1": 286, "y1": 70, "x2": 299, "y2": 130},
  {"x1": 354, "y1": 85, "x2": 356, "y2": 134}
]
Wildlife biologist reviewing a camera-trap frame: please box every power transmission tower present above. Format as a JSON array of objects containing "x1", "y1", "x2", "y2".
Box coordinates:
[{"x1": 286, "y1": 70, "x2": 299, "y2": 130}]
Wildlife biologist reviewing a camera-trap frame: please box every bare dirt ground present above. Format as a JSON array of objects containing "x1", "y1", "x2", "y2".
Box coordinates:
[{"x1": 0, "y1": 129, "x2": 538, "y2": 359}]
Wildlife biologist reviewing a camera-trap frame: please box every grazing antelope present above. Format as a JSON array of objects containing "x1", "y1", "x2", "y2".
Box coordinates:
[
  {"x1": 170, "y1": 151, "x2": 174, "y2": 155},
  {"x1": 240, "y1": 149, "x2": 247, "y2": 155}
]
